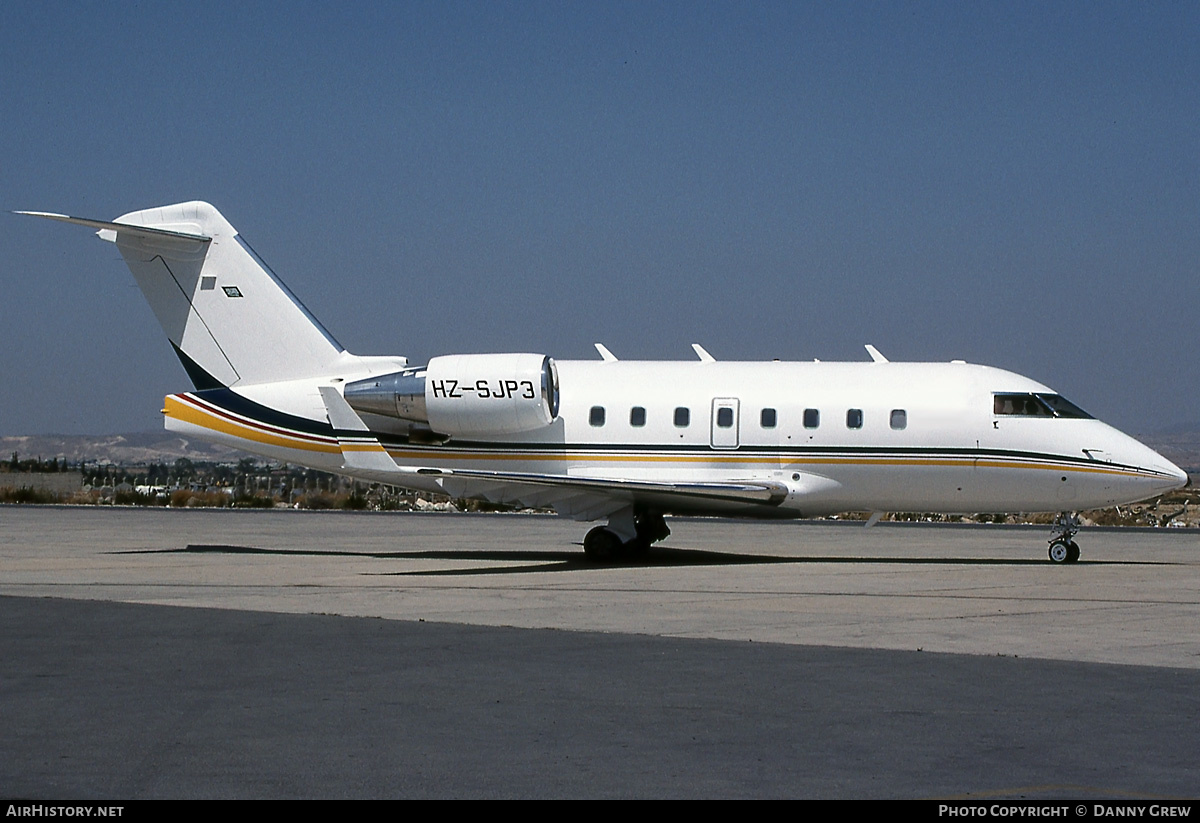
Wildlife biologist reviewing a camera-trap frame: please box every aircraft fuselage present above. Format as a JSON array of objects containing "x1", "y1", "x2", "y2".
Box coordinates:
[{"x1": 163, "y1": 358, "x2": 1186, "y2": 518}]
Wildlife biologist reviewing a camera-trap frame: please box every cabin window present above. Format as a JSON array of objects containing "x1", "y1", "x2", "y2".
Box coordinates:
[
  {"x1": 630, "y1": 407, "x2": 646, "y2": 427},
  {"x1": 589, "y1": 406, "x2": 606, "y2": 427},
  {"x1": 890, "y1": 409, "x2": 907, "y2": 430},
  {"x1": 716, "y1": 407, "x2": 734, "y2": 428},
  {"x1": 674, "y1": 407, "x2": 690, "y2": 427},
  {"x1": 760, "y1": 408, "x2": 777, "y2": 428},
  {"x1": 846, "y1": 409, "x2": 863, "y2": 429},
  {"x1": 804, "y1": 408, "x2": 819, "y2": 429}
]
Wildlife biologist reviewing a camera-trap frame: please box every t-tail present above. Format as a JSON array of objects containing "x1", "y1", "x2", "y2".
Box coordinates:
[{"x1": 19, "y1": 201, "x2": 348, "y2": 389}]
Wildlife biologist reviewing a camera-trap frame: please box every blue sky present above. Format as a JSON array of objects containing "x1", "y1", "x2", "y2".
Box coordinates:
[{"x1": 2, "y1": 1, "x2": 1196, "y2": 436}]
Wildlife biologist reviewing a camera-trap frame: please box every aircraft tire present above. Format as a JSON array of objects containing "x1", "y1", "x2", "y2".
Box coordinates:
[
  {"x1": 583, "y1": 526, "x2": 622, "y2": 563},
  {"x1": 1066, "y1": 540, "x2": 1080, "y2": 563},
  {"x1": 1048, "y1": 539, "x2": 1070, "y2": 564}
]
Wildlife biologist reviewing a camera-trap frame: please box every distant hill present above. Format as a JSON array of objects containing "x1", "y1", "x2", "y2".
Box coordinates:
[{"x1": 1, "y1": 433, "x2": 254, "y2": 465}]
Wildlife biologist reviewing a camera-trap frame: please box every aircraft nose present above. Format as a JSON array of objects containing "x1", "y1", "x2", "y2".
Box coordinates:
[
  {"x1": 1162, "y1": 460, "x2": 1190, "y2": 492},
  {"x1": 1122, "y1": 435, "x2": 1189, "y2": 496}
]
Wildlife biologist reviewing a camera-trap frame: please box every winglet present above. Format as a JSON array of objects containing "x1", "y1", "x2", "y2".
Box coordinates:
[
  {"x1": 691, "y1": 343, "x2": 716, "y2": 362},
  {"x1": 318, "y1": 386, "x2": 399, "y2": 473},
  {"x1": 594, "y1": 343, "x2": 618, "y2": 362},
  {"x1": 864, "y1": 344, "x2": 888, "y2": 363},
  {"x1": 319, "y1": 385, "x2": 370, "y2": 431}
]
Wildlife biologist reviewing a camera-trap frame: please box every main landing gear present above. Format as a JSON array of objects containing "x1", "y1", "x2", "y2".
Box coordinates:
[
  {"x1": 582, "y1": 510, "x2": 671, "y2": 563},
  {"x1": 1047, "y1": 512, "x2": 1081, "y2": 564}
]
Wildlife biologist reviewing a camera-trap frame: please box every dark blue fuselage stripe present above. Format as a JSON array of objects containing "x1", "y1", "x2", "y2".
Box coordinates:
[{"x1": 191, "y1": 389, "x2": 1158, "y2": 475}]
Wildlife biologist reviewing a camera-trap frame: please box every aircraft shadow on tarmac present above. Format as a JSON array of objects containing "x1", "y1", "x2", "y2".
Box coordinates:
[{"x1": 110, "y1": 544, "x2": 1170, "y2": 577}]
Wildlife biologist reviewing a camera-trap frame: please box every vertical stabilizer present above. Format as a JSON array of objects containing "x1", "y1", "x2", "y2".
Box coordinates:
[{"x1": 99, "y1": 202, "x2": 343, "y2": 387}]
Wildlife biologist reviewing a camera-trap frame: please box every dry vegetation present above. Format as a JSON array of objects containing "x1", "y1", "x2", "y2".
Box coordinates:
[
  {"x1": 835, "y1": 488, "x2": 1200, "y2": 528},
  {"x1": 3, "y1": 479, "x2": 1197, "y2": 527}
]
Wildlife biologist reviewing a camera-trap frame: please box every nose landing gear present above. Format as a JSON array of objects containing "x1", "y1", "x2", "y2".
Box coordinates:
[{"x1": 1048, "y1": 512, "x2": 1081, "y2": 564}]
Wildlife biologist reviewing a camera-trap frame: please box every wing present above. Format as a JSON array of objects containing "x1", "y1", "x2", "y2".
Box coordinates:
[
  {"x1": 409, "y1": 466, "x2": 788, "y2": 519},
  {"x1": 319, "y1": 387, "x2": 789, "y2": 520}
]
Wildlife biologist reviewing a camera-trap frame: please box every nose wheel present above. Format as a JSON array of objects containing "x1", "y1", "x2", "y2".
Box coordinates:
[
  {"x1": 1048, "y1": 538, "x2": 1080, "y2": 564},
  {"x1": 1048, "y1": 513, "x2": 1081, "y2": 564}
]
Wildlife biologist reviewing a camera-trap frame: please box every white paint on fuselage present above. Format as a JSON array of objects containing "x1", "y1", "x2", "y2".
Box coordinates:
[{"x1": 165, "y1": 357, "x2": 1187, "y2": 517}]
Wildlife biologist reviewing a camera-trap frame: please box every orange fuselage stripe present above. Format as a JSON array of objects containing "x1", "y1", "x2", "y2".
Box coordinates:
[{"x1": 164, "y1": 395, "x2": 1155, "y2": 479}]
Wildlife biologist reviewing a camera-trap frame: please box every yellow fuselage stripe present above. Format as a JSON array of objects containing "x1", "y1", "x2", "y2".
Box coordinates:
[
  {"x1": 165, "y1": 395, "x2": 1155, "y2": 479},
  {"x1": 164, "y1": 395, "x2": 341, "y2": 454}
]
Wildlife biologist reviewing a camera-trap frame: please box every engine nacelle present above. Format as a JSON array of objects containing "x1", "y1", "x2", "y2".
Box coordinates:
[{"x1": 343, "y1": 353, "x2": 559, "y2": 437}]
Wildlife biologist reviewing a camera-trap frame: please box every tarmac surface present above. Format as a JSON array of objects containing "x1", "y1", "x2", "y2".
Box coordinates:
[{"x1": 2, "y1": 506, "x2": 1198, "y2": 798}]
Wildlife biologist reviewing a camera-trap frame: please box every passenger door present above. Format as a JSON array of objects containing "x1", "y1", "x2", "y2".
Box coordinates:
[{"x1": 710, "y1": 398, "x2": 740, "y2": 449}]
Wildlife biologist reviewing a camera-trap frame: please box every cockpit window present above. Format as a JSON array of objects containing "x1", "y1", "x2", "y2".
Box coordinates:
[
  {"x1": 1037, "y1": 394, "x2": 1092, "y2": 419},
  {"x1": 993, "y1": 394, "x2": 1051, "y2": 416},
  {"x1": 993, "y1": 393, "x2": 1093, "y2": 419}
]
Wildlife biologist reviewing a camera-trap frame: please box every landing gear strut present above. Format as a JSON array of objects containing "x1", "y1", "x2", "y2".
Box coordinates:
[
  {"x1": 1048, "y1": 512, "x2": 1081, "y2": 564},
  {"x1": 582, "y1": 511, "x2": 671, "y2": 563}
]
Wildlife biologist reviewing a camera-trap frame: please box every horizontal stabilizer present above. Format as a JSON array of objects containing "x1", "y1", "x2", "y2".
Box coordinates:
[{"x1": 16, "y1": 211, "x2": 211, "y2": 243}]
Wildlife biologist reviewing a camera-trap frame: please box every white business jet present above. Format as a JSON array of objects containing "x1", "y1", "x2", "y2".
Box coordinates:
[{"x1": 20, "y1": 202, "x2": 1189, "y2": 563}]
